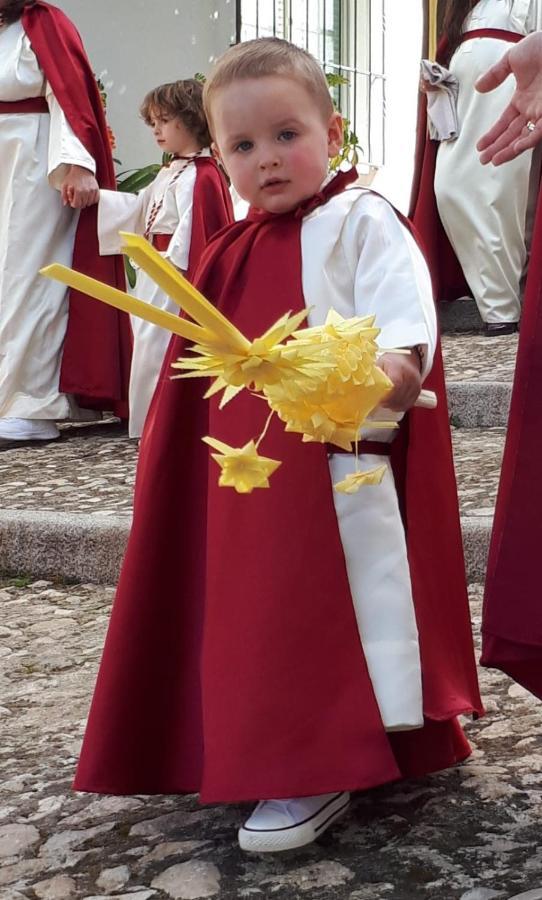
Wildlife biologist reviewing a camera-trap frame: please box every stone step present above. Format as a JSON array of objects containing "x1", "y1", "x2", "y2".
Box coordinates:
[
  {"x1": 439, "y1": 296, "x2": 484, "y2": 333},
  {"x1": 0, "y1": 421, "x2": 504, "y2": 585},
  {"x1": 442, "y1": 332, "x2": 517, "y2": 427}
]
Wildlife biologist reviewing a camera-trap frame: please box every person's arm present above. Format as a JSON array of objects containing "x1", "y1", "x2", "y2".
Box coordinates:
[
  {"x1": 348, "y1": 193, "x2": 436, "y2": 412},
  {"x1": 97, "y1": 189, "x2": 148, "y2": 255},
  {"x1": 476, "y1": 31, "x2": 542, "y2": 165},
  {"x1": 45, "y1": 81, "x2": 99, "y2": 207}
]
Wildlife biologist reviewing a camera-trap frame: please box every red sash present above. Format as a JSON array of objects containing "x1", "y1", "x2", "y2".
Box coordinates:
[
  {"x1": 0, "y1": 97, "x2": 49, "y2": 113},
  {"x1": 461, "y1": 28, "x2": 523, "y2": 44},
  {"x1": 74, "y1": 170, "x2": 481, "y2": 801}
]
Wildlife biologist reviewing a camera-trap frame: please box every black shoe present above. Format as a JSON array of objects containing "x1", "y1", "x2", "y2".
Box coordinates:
[{"x1": 483, "y1": 322, "x2": 519, "y2": 337}]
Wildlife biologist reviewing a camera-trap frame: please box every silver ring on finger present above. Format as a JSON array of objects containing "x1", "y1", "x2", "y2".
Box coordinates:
[{"x1": 527, "y1": 120, "x2": 536, "y2": 132}]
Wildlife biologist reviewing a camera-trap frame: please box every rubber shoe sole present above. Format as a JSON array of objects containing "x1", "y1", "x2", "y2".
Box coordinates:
[{"x1": 238, "y1": 791, "x2": 350, "y2": 853}]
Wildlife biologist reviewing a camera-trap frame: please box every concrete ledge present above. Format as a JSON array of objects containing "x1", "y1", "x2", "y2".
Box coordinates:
[
  {"x1": 1, "y1": 508, "x2": 492, "y2": 586},
  {"x1": 0, "y1": 509, "x2": 130, "y2": 584},
  {"x1": 448, "y1": 381, "x2": 511, "y2": 427},
  {"x1": 438, "y1": 297, "x2": 483, "y2": 333}
]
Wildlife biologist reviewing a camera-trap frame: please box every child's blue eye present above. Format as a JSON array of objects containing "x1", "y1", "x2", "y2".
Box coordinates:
[
  {"x1": 278, "y1": 131, "x2": 296, "y2": 142},
  {"x1": 235, "y1": 140, "x2": 253, "y2": 152}
]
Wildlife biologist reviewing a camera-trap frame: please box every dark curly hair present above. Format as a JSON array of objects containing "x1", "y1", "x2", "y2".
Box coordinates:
[
  {"x1": 0, "y1": 0, "x2": 35, "y2": 26},
  {"x1": 440, "y1": 1, "x2": 479, "y2": 63},
  {"x1": 140, "y1": 79, "x2": 212, "y2": 149}
]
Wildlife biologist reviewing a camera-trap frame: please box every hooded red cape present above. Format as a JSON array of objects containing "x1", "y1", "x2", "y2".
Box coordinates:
[
  {"x1": 22, "y1": 1, "x2": 131, "y2": 413},
  {"x1": 74, "y1": 170, "x2": 482, "y2": 802},
  {"x1": 481, "y1": 185, "x2": 542, "y2": 698}
]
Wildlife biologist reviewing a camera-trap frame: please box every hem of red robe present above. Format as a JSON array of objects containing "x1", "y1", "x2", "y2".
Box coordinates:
[
  {"x1": 481, "y1": 632, "x2": 542, "y2": 701},
  {"x1": 72, "y1": 716, "x2": 472, "y2": 802}
]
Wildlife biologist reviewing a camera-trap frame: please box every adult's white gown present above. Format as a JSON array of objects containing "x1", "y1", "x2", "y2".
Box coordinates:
[
  {"x1": 434, "y1": 0, "x2": 542, "y2": 324},
  {"x1": 0, "y1": 19, "x2": 95, "y2": 420}
]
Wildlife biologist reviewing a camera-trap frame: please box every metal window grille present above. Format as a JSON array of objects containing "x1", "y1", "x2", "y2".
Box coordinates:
[{"x1": 236, "y1": 0, "x2": 386, "y2": 166}]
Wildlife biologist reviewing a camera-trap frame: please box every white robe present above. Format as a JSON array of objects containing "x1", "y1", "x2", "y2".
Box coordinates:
[
  {"x1": 0, "y1": 20, "x2": 95, "y2": 420},
  {"x1": 301, "y1": 186, "x2": 436, "y2": 730},
  {"x1": 434, "y1": 0, "x2": 542, "y2": 324},
  {"x1": 98, "y1": 151, "x2": 211, "y2": 438}
]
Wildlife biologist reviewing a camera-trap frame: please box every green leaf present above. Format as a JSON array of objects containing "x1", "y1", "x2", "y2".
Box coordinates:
[
  {"x1": 124, "y1": 257, "x2": 137, "y2": 289},
  {"x1": 117, "y1": 164, "x2": 161, "y2": 193}
]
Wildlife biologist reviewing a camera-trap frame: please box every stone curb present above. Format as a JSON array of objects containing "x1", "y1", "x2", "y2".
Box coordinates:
[
  {"x1": 448, "y1": 382, "x2": 511, "y2": 428},
  {"x1": 0, "y1": 508, "x2": 491, "y2": 586},
  {"x1": 0, "y1": 509, "x2": 131, "y2": 585}
]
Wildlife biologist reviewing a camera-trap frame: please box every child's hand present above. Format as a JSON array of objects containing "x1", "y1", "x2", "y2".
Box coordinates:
[{"x1": 377, "y1": 350, "x2": 422, "y2": 412}]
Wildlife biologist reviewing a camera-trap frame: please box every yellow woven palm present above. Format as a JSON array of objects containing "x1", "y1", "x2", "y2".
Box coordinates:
[{"x1": 41, "y1": 233, "x2": 427, "y2": 494}]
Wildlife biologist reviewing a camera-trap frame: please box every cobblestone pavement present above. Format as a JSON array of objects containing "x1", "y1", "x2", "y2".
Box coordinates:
[
  {"x1": 0, "y1": 423, "x2": 503, "y2": 521},
  {"x1": 441, "y1": 334, "x2": 518, "y2": 383},
  {"x1": 2, "y1": 577, "x2": 542, "y2": 900},
  {"x1": 452, "y1": 428, "x2": 505, "y2": 518}
]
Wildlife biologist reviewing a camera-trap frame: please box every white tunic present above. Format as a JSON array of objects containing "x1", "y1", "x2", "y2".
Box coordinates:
[
  {"x1": 98, "y1": 152, "x2": 210, "y2": 438},
  {"x1": 0, "y1": 20, "x2": 95, "y2": 420},
  {"x1": 301, "y1": 186, "x2": 436, "y2": 730},
  {"x1": 434, "y1": 0, "x2": 542, "y2": 324}
]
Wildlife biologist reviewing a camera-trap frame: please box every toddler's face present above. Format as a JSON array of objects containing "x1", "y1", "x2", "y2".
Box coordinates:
[
  {"x1": 211, "y1": 75, "x2": 343, "y2": 214},
  {"x1": 148, "y1": 112, "x2": 198, "y2": 157}
]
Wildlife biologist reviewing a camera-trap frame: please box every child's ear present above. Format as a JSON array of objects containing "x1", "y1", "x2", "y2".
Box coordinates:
[
  {"x1": 327, "y1": 112, "x2": 344, "y2": 159},
  {"x1": 211, "y1": 141, "x2": 222, "y2": 164}
]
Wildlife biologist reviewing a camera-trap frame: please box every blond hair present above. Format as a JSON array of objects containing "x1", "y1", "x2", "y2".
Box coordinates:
[
  {"x1": 140, "y1": 79, "x2": 211, "y2": 148},
  {"x1": 203, "y1": 38, "x2": 333, "y2": 131}
]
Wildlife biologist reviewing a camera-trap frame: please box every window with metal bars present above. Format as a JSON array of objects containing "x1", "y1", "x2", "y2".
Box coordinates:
[{"x1": 236, "y1": 0, "x2": 386, "y2": 167}]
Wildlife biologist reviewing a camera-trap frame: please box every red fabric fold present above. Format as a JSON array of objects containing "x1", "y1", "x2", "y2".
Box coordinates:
[
  {"x1": 481, "y1": 186, "x2": 542, "y2": 699},
  {"x1": 74, "y1": 170, "x2": 481, "y2": 802},
  {"x1": 22, "y1": 1, "x2": 131, "y2": 413}
]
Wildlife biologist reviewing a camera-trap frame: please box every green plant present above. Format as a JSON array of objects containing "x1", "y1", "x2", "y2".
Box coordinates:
[{"x1": 325, "y1": 72, "x2": 363, "y2": 171}]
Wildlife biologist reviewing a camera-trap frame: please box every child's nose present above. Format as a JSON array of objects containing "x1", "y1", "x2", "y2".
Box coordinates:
[{"x1": 259, "y1": 151, "x2": 280, "y2": 169}]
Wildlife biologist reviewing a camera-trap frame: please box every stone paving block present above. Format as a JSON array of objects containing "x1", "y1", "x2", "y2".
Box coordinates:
[
  {"x1": 0, "y1": 510, "x2": 130, "y2": 584},
  {"x1": 448, "y1": 382, "x2": 512, "y2": 428}
]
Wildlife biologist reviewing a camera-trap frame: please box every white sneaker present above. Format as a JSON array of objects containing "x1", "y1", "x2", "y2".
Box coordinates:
[
  {"x1": 238, "y1": 791, "x2": 350, "y2": 853},
  {"x1": 0, "y1": 418, "x2": 60, "y2": 441}
]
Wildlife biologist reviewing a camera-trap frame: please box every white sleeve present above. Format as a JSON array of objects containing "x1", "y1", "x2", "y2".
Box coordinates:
[
  {"x1": 97, "y1": 189, "x2": 148, "y2": 255},
  {"x1": 164, "y1": 164, "x2": 198, "y2": 272},
  {"x1": 46, "y1": 81, "x2": 96, "y2": 189},
  {"x1": 345, "y1": 192, "x2": 437, "y2": 379}
]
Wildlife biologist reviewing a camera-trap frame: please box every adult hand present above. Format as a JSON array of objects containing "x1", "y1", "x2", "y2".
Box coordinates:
[
  {"x1": 476, "y1": 32, "x2": 542, "y2": 165},
  {"x1": 378, "y1": 351, "x2": 422, "y2": 412},
  {"x1": 61, "y1": 165, "x2": 100, "y2": 208}
]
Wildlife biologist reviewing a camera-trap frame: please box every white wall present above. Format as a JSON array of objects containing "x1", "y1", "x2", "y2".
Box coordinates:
[
  {"x1": 56, "y1": 0, "x2": 236, "y2": 170},
  {"x1": 372, "y1": 1, "x2": 424, "y2": 212}
]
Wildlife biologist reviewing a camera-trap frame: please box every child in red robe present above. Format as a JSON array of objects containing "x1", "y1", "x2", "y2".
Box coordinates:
[{"x1": 74, "y1": 37, "x2": 483, "y2": 853}]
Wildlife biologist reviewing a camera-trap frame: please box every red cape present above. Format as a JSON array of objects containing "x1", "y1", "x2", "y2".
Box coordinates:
[
  {"x1": 481, "y1": 187, "x2": 542, "y2": 697},
  {"x1": 186, "y1": 157, "x2": 233, "y2": 279},
  {"x1": 22, "y1": 1, "x2": 131, "y2": 413},
  {"x1": 74, "y1": 171, "x2": 482, "y2": 802},
  {"x1": 409, "y1": 38, "x2": 470, "y2": 302}
]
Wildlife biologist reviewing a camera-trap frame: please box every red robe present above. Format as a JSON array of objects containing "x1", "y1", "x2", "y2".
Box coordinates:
[
  {"x1": 74, "y1": 170, "x2": 482, "y2": 802},
  {"x1": 22, "y1": 1, "x2": 131, "y2": 414},
  {"x1": 481, "y1": 188, "x2": 542, "y2": 698}
]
